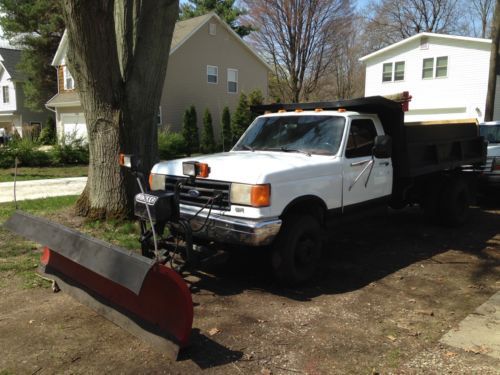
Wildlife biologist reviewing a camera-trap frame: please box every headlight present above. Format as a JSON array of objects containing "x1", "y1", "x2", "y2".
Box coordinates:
[
  {"x1": 149, "y1": 173, "x2": 166, "y2": 191},
  {"x1": 230, "y1": 183, "x2": 270, "y2": 207}
]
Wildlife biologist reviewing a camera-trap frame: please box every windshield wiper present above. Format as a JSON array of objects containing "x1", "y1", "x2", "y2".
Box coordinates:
[
  {"x1": 240, "y1": 144, "x2": 255, "y2": 151},
  {"x1": 263, "y1": 147, "x2": 311, "y2": 156}
]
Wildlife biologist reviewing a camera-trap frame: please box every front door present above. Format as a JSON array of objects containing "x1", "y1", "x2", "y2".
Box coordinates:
[{"x1": 342, "y1": 118, "x2": 392, "y2": 210}]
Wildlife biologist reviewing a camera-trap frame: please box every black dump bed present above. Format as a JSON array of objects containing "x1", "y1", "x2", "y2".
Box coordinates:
[{"x1": 252, "y1": 96, "x2": 486, "y2": 178}]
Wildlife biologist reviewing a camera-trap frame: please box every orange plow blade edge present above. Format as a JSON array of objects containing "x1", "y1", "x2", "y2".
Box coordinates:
[{"x1": 4, "y1": 211, "x2": 193, "y2": 360}]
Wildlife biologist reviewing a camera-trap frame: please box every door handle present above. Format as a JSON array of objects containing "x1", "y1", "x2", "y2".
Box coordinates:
[{"x1": 350, "y1": 159, "x2": 371, "y2": 167}]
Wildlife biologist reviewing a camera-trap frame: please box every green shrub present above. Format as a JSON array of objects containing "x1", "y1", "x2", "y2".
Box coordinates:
[
  {"x1": 232, "y1": 92, "x2": 250, "y2": 144},
  {"x1": 181, "y1": 105, "x2": 199, "y2": 156},
  {"x1": 5, "y1": 138, "x2": 53, "y2": 167},
  {"x1": 51, "y1": 133, "x2": 89, "y2": 165},
  {"x1": 158, "y1": 129, "x2": 187, "y2": 160},
  {"x1": 0, "y1": 148, "x2": 15, "y2": 168},
  {"x1": 221, "y1": 106, "x2": 232, "y2": 151},
  {"x1": 200, "y1": 108, "x2": 216, "y2": 154},
  {"x1": 39, "y1": 116, "x2": 56, "y2": 145}
]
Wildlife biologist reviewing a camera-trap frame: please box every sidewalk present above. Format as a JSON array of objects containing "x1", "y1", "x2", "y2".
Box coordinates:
[{"x1": 0, "y1": 177, "x2": 87, "y2": 203}]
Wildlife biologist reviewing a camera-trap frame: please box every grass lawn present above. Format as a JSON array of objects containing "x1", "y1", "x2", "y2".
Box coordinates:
[
  {"x1": 0, "y1": 165, "x2": 88, "y2": 182},
  {"x1": 0, "y1": 196, "x2": 140, "y2": 289}
]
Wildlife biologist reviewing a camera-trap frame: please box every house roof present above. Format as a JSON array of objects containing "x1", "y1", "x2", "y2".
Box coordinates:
[
  {"x1": 52, "y1": 13, "x2": 272, "y2": 71},
  {"x1": 359, "y1": 32, "x2": 492, "y2": 62},
  {"x1": 0, "y1": 47, "x2": 25, "y2": 81},
  {"x1": 46, "y1": 91, "x2": 81, "y2": 107}
]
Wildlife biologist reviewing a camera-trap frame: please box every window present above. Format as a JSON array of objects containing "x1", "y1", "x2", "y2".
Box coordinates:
[
  {"x1": 382, "y1": 61, "x2": 404, "y2": 82},
  {"x1": 436, "y1": 56, "x2": 448, "y2": 77},
  {"x1": 227, "y1": 69, "x2": 238, "y2": 93},
  {"x1": 394, "y1": 61, "x2": 405, "y2": 81},
  {"x1": 422, "y1": 56, "x2": 448, "y2": 79},
  {"x1": 345, "y1": 119, "x2": 378, "y2": 158},
  {"x1": 207, "y1": 65, "x2": 218, "y2": 84},
  {"x1": 422, "y1": 58, "x2": 434, "y2": 79},
  {"x1": 2, "y1": 86, "x2": 9, "y2": 103},
  {"x1": 63, "y1": 65, "x2": 74, "y2": 90},
  {"x1": 382, "y1": 63, "x2": 392, "y2": 82},
  {"x1": 209, "y1": 23, "x2": 217, "y2": 36}
]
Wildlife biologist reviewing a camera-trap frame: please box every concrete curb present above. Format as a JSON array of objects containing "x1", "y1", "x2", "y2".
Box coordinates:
[{"x1": 0, "y1": 177, "x2": 87, "y2": 203}]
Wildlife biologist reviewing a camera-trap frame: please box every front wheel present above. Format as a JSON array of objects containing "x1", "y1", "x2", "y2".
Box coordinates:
[{"x1": 271, "y1": 214, "x2": 322, "y2": 286}]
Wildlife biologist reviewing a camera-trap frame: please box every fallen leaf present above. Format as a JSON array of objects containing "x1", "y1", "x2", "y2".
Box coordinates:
[
  {"x1": 208, "y1": 327, "x2": 221, "y2": 336},
  {"x1": 261, "y1": 368, "x2": 272, "y2": 375},
  {"x1": 408, "y1": 299, "x2": 416, "y2": 303},
  {"x1": 416, "y1": 309, "x2": 434, "y2": 316},
  {"x1": 29, "y1": 320, "x2": 35, "y2": 324},
  {"x1": 387, "y1": 335, "x2": 397, "y2": 342}
]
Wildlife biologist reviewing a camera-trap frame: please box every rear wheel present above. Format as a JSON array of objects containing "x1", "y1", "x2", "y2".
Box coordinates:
[
  {"x1": 271, "y1": 214, "x2": 322, "y2": 286},
  {"x1": 438, "y1": 177, "x2": 470, "y2": 226}
]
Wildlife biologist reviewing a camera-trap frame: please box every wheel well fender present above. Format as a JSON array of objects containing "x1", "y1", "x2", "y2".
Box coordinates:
[{"x1": 280, "y1": 195, "x2": 327, "y2": 224}]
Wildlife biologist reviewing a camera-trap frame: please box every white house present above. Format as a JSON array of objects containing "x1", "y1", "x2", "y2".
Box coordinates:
[
  {"x1": 0, "y1": 47, "x2": 49, "y2": 136},
  {"x1": 360, "y1": 32, "x2": 500, "y2": 123}
]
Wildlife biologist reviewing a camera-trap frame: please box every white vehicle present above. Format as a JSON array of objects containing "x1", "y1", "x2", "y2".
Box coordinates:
[
  {"x1": 479, "y1": 121, "x2": 500, "y2": 189},
  {"x1": 147, "y1": 96, "x2": 485, "y2": 285}
]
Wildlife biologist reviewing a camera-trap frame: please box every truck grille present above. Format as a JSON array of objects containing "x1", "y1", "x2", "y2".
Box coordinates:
[{"x1": 164, "y1": 176, "x2": 231, "y2": 210}]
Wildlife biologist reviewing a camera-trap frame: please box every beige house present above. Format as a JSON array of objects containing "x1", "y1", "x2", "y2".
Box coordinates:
[{"x1": 46, "y1": 13, "x2": 270, "y2": 140}]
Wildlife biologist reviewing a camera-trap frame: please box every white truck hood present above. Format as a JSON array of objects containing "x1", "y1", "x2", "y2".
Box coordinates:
[{"x1": 152, "y1": 151, "x2": 336, "y2": 184}]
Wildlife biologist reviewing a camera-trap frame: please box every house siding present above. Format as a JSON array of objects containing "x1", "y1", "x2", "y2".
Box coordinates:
[
  {"x1": 160, "y1": 18, "x2": 269, "y2": 137},
  {"x1": 364, "y1": 36, "x2": 492, "y2": 122}
]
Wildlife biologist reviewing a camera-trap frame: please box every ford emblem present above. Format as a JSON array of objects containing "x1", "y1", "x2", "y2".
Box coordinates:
[{"x1": 188, "y1": 189, "x2": 200, "y2": 198}]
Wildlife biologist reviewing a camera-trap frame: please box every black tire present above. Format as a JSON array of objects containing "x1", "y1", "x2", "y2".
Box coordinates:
[
  {"x1": 271, "y1": 214, "x2": 322, "y2": 286},
  {"x1": 438, "y1": 177, "x2": 470, "y2": 226},
  {"x1": 422, "y1": 180, "x2": 443, "y2": 222}
]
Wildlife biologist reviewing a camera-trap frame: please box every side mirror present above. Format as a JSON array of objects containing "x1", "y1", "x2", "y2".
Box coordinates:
[
  {"x1": 373, "y1": 135, "x2": 392, "y2": 159},
  {"x1": 119, "y1": 153, "x2": 142, "y2": 171}
]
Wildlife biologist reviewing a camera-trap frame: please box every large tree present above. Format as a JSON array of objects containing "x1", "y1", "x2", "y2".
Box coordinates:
[
  {"x1": 364, "y1": 0, "x2": 466, "y2": 51},
  {"x1": 246, "y1": 0, "x2": 354, "y2": 102},
  {"x1": 469, "y1": 0, "x2": 495, "y2": 38},
  {"x1": 179, "y1": 0, "x2": 253, "y2": 37},
  {"x1": 485, "y1": 0, "x2": 500, "y2": 121},
  {"x1": 0, "y1": 0, "x2": 65, "y2": 111},
  {"x1": 61, "y1": 0, "x2": 179, "y2": 218}
]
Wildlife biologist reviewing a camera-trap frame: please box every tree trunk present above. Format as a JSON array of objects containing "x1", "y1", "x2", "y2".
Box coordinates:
[
  {"x1": 62, "y1": 0, "x2": 178, "y2": 218},
  {"x1": 485, "y1": 0, "x2": 500, "y2": 121}
]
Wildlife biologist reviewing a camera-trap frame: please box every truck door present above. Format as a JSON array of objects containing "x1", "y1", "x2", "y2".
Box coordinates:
[{"x1": 342, "y1": 118, "x2": 392, "y2": 210}]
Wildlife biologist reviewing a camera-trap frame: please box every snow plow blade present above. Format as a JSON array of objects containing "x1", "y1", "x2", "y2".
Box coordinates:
[{"x1": 4, "y1": 211, "x2": 193, "y2": 360}]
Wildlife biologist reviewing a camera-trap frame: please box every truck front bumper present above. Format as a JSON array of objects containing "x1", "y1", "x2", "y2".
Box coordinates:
[{"x1": 179, "y1": 206, "x2": 282, "y2": 247}]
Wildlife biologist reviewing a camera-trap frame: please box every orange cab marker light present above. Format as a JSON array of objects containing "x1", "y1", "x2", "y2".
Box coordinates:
[
  {"x1": 278, "y1": 109, "x2": 287, "y2": 113},
  {"x1": 295, "y1": 108, "x2": 303, "y2": 112},
  {"x1": 251, "y1": 184, "x2": 270, "y2": 207},
  {"x1": 338, "y1": 108, "x2": 346, "y2": 112},
  {"x1": 197, "y1": 163, "x2": 210, "y2": 178},
  {"x1": 315, "y1": 108, "x2": 323, "y2": 112},
  {"x1": 119, "y1": 153, "x2": 125, "y2": 166},
  {"x1": 148, "y1": 173, "x2": 153, "y2": 189},
  {"x1": 264, "y1": 110, "x2": 272, "y2": 114}
]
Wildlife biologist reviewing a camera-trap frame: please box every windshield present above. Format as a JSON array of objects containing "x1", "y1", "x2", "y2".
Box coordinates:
[
  {"x1": 233, "y1": 115, "x2": 346, "y2": 155},
  {"x1": 480, "y1": 124, "x2": 500, "y2": 143}
]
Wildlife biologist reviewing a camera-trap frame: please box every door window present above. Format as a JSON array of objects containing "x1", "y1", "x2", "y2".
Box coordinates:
[{"x1": 345, "y1": 119, "x2": 378, "y2": 158}]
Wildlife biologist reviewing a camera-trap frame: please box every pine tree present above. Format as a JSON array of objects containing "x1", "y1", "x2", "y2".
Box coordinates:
[
  {"x1": 221, "y1": 106, "x2": 232, "y2": 151},
  {"x1": 182, "y1": 105, "x2": 199, "y2": 156},
  {"x1": 200, "y1": 108, "x2": 216, "y2": 154},
  {"x1": 179, "y1": 0, "x2": 254, "y2": 37},
  {"x1": 231, "y1": 92, "x2": 252, "y2": 144}
]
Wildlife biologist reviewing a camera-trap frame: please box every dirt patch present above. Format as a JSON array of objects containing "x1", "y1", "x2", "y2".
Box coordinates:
[{"x1": 1, "y1": 205, "x2": 499, "y2": 374}]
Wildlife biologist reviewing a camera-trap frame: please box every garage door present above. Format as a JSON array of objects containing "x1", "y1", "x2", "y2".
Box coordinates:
[{"x1": 61, "y1": 113, "x2": 87, "y2": 141}]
